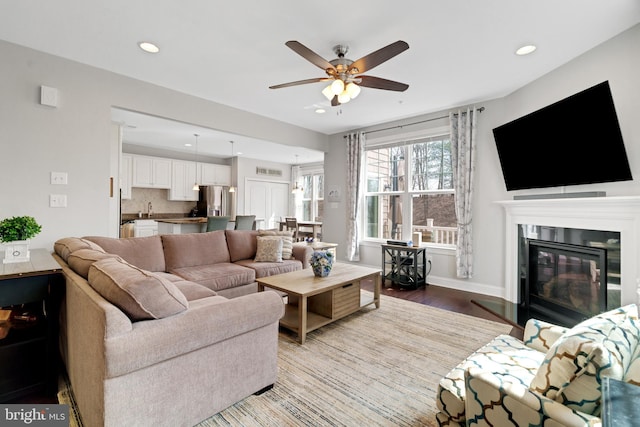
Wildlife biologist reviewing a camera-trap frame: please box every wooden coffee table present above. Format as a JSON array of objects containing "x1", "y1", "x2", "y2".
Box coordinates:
[{"x1": 257, "y1": 263, "x2": 381, "y2": 344}]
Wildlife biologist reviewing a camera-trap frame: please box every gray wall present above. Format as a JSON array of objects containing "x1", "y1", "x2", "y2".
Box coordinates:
[
  {"x1": 323, "y1": 24, "x2": 640, "y2": 298},
  {"x1": 1, "y1": 24, "x2": 638, "y2": 300},
  {"x1": 0, "y1": 40, "x2": 327, "y2": 250}
]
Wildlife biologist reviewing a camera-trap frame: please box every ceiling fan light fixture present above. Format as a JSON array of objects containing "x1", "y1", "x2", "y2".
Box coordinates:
[
  {"x1": 321, "y1": 85, "x2": 334, "y2": 101},
  {"x1": 330, "y1": 79, "x2": 344, "y2": 95},
  {"x1": 346, "y1": 82, "x2": 361, "y2": 99},
  {"x1": 337, "y1": 91, "x2": 351, "y2": 104}
]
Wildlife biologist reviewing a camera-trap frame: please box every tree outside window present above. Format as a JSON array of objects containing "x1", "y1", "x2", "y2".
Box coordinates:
[{"x1": 364, "y1": 135, "x2": 456, "y2": 246}]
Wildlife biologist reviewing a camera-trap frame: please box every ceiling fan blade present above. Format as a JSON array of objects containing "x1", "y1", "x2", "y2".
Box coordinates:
[
  {"x1": 285, "y1": 41, "x2": 335, "y2": 72},
  {"x1": 358, "y1": 75, "x2": 409, "y2": 92},
  {"x1": 348, "y1": 40, "x2": 409, "y2": 74},
  {"x1": 331, "y1": 95, "x2": 340, "y2": 107},
  {"x1": 269, "y1": 77, "x2": 330, "y2": 89}
]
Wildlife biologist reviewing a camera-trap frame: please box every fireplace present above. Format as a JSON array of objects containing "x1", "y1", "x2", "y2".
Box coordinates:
[
  {"x1": 526, "y1": 239, "x2": 607, "y2": 325},
  {"x1": 498, "y1": 196, "x2": 640, "y2": 314}
]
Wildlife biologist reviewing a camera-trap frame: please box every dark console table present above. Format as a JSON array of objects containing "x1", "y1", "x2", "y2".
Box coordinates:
[
  {"x1": 381, "y1": 244, "x2": 428, "y2": 289},
  {"x1": 0, "y1": 249, "x2": 63, "y2": 401}
]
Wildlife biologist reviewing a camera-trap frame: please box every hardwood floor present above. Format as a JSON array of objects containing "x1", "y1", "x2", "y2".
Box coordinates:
[{"x1": 362, "y1": 279, "x2": 524, "y2": 339}]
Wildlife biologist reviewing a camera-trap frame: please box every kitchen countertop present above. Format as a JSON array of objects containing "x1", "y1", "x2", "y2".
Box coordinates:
[{"x1": 154, "y1": 218, "x2": 207, "y2": 224}]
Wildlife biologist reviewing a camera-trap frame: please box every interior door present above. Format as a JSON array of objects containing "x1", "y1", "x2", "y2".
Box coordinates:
[{"x1": 245, "y1": 179, "x2": 289, "y2": 229}]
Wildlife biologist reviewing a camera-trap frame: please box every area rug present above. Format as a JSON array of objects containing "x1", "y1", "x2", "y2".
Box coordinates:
[{"x1": 58, "y1": 293, "x2": 512, "y2": 427}]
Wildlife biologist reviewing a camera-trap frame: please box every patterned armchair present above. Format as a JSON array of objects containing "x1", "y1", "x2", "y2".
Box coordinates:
[{"x1": 436, "y1": 304, "x2": 640, "y2": 427}]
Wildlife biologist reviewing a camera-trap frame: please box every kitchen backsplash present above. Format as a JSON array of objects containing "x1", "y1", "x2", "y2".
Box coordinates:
[{"x1": 122, "y1": 188, "x2": 196, "y2": 215}]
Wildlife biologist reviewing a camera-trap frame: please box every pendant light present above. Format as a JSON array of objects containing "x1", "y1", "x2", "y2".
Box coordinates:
[
  {"x1": 228, "y1": 141, "x2": 236, "y2": 193},
  {"x1": 192, "y1": 134, "x2": 200, "y2": 191},
  {"x1": 291, "y1": 155, "x2": 303, "y2": 194}
]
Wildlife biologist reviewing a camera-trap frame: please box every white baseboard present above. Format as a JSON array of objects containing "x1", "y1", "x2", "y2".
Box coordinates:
[{"x1": 342, "y1": 260, "x2": 507, "y2": 300}]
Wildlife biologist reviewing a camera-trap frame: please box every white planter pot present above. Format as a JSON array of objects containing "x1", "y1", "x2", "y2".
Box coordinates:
[{"x1": 3, "y1": 240, "x2": 30, "y2": 264}]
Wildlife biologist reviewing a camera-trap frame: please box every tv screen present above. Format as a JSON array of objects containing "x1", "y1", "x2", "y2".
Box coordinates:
[{"x1": 492, "y1": 81, "x2": 632, "y2": 191}]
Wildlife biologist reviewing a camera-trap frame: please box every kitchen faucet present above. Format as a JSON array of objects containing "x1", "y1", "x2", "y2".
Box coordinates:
[{"x1": 147, "y1": 202, "x2": 153, "y2": 217}]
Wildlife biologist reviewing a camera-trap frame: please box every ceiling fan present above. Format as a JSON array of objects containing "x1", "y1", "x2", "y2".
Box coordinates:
[{"x1": 269, "y1": 40, "x2": 409, "y2": 106}]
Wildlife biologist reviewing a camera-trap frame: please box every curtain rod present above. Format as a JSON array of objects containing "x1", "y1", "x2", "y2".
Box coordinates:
[{"x1": 344, "y1": 106, "x2": 485, "y2": 137}]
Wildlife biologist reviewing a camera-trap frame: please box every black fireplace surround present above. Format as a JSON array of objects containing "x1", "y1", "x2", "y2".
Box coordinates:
[
  {"x1": 526, "y1": 239, "x2": 607, "y2": 326},
  {"x1": 516, "y1": 225, "x2": 621, "y2": 327}
]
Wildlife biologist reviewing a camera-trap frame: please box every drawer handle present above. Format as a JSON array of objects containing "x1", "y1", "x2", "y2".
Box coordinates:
[{"x1": 342, "y1": 283, "x2": 353, "y2": 289}]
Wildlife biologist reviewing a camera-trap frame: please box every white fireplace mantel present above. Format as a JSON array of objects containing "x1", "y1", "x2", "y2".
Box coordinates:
[{"x1": 497, "y1": 196, "x2": 640, "y2": 305}]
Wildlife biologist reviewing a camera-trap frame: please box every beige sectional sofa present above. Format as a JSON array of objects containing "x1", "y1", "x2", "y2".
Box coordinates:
[{"x1": 53, "y1": 230, "x2": 312, "y2": 427}]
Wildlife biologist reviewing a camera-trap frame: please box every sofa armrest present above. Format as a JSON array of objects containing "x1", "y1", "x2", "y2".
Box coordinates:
[
  {"x1": 464, "y1": 368, "x2": 599, "y2": 427},
  {"x1": 292, "y1": 244, "x2": 313, "y2": 269},
  {"x1": 523, "y1": 318, "x2": 569, "y2": 353},
  {"x1": 104, "y1": 291, "x2": 285, "y2": 378}
]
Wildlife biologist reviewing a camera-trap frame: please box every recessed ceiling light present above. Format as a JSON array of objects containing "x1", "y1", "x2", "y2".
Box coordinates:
[
  {"x1": 184, "y1": 143, "x2": 192, "y2": 147},
  {"x1": 515, "y1": 44, "x2": 537, "y2": 56},
  {"x1": 138, "y1": 41, "x2": 160, "y2": 54},
  {"x1": 315, "y1": 108, "x2": 326, "y2": 114}
]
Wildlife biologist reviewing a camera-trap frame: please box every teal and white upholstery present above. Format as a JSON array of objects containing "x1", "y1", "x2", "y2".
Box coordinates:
[{"x1": 436, "y1": 304, "x2": 640, "y2": 427}]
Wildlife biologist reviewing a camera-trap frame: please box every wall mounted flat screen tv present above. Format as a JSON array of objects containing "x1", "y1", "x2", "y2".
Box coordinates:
[{"x1": 492, "y1": 81, "x2": 632, "y2": 191}]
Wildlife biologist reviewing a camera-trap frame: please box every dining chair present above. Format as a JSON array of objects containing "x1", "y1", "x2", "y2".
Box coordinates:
[
  {"x1": 206, "y1": 216, "x2": 230, "y2": 231},
  {"x1": 234, "y1": 215, "x2": 256, "y2": 230},
  {"x1": 286, "y1": 217, "x2": 313, "y2": 241}
]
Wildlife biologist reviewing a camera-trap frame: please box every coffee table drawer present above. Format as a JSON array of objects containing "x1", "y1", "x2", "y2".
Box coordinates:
[{"x1": 333, "y1": 282, "x2": 360, "y2": 318}]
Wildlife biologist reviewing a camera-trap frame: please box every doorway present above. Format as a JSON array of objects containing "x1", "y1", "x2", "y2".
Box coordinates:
[{"x1": 244, "y1": 179, "x2": 290, "y2": 229}]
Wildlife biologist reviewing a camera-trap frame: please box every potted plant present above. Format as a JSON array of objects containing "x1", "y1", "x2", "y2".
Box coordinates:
[{"x1": 0, "y1": 216, "x2": 42, "y2": 263}]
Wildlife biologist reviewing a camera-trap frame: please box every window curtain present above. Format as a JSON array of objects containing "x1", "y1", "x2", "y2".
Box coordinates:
[
  {"x1": 450, "y1": 108, "x2": 478, "y2": 278},
  {"x1": 346, "y1": 132, "x2": 365, "y2": 261}
]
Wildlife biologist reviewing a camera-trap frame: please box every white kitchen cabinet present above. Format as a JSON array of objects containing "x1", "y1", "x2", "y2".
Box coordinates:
[
  {"x1": 120, "y1": 154, "x2": 132, "y2": 199},
  {"x1": 133, "y1": 220, "x2": 158, "y2": 237},
  {"x1": 169, "y1": 160, "x2": 199, "y2": 201},
  {"x1": 132, "y1": 155, "x2": 171, "y2": 188},
  {"x1": 200, "y1": 163, "x2": 231, "y2": 186}
]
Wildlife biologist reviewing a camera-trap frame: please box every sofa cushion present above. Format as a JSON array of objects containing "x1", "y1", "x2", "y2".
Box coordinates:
[
  {"x1": 254, "y1": 236, "x2": 283, "y2": 263},
  {"x1": 54, "y1": 237, "x2": 105, "y2": 262},
  {"x1": 172, "y1": 280, "x2": 218, "y2": 301},
  {"x1": 67, "y1": 249, "x2": 121, "y2": 279},
  {"x1": 235, "y1": 258, "x2": 303, "y2": 278},
  {"x1": 225, "y1": 230, "x2": 259, "y2": 262},
  {"x1": 84, "y1": 235, "x2": 166, "y2": 272},
  {"x1": 88, "y1": 257, "x2": 188, "y2": 321},
  {"x1": 161, "y1": 231, "x2": 230, "y2": 270},
  {"x1": 624, "y1": 344, "x2": 640, "y2": 385},
  {"x1": 258, "y1": 230, "x2": 294, "y2": 260},
  {"x1": 530, "y1": 304, "x2": 639, "y2": 415},
  {"x1": 437, "y1": 334, "x2": 545, "y2": 424},
  {"x1": 170, "y1": 263, "x2": 256, "y2": 292}
]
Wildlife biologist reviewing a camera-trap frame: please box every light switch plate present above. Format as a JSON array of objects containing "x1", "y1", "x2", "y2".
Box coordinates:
[
  {"x1": 50, "y1": 194, "x2": 67, "y2": 208},
  {"x1": 51, "y1": 172, "x2": 68, "y2": 185},
  {"x1": 40, "y1": 85, "x2": 58, "y2": 107}
]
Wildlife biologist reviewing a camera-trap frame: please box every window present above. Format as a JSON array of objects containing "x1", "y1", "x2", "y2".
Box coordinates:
[
  {"x1": 364, "y1": 134, "x2": 456, "y2": 246},
  {"x1": 294, "y1": 165, "x2": 324, "y2": 221},
  {"x1": 300, "y1": 173, "x2": 324, "y2": 221}
]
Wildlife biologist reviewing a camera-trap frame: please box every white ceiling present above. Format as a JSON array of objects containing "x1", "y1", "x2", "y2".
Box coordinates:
[{"x1": 2, "y1": 1, "x2": 639, "y2": 163}]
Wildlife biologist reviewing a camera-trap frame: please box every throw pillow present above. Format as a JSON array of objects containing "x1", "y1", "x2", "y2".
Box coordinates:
[
  {"x1": 624, "y1": 346, "x2": 640, "y2": 385},
  {"x1": 54, "y1": 237, "x2": 105, "y2": 261},
  {"x1": 259, "y1": 230, "x2": 294, "y2": 259},
  {"x1": 67, "y1": 249, "x2": 121, "y2": 279},
  {"x1": 530, "y1": 304, "x2": 639, "y2": 415},
  {"x1": 88, "y1": 257, "x2": 188, "y2": 321},
  {"x1": 254, "y1": 236, "x2": 283, "y2": 263}
]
